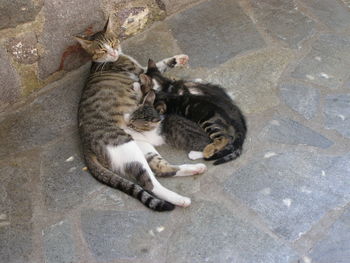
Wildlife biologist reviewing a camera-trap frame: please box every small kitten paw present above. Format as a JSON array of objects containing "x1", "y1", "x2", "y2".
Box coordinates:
[
  {"x1": 179, "y1": 197, "x2": 191, "y2": 207},
  {"x1": 174, "y1": 54, "x2": 189, "y2": 66},
  {"x1": 188, "y1": 151, "x2": 204, "y2": 160}
]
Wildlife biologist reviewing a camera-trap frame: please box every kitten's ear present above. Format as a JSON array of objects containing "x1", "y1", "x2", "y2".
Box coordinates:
[
  {"x1": 140, "y1": 74, "x2": 152, "y2": 94},
  {"x1": 155, "y1": 101, "x2": 167, "y2": 114},
  {"x1": 142, "y1": 90, "x2": 156, "y2": 105},
  {"x1": 147, "y1": 59, "x2": 159, "y2": 73},
  {"x1": 103, "y1": 16, "x2": 114, "y2": 34},
  {"x1": 74, "y1": 36, "x2": 93, "y2": 51}
]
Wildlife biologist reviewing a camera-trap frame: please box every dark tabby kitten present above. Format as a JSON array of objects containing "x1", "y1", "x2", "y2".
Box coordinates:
[
  {"x1": 76, "y1": 18, "x2": 206, "y2": 211},
  {"x1": 144, "y1": 59, "x2": 247, "y2": 165}
]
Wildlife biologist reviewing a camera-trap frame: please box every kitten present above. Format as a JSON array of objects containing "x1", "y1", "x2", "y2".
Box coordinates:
[
  {"x1": 145, "y1": 59, "x2": 247, "y2": 165},
  {"x1": 76, "y1": 18, "x2": 206, "y2": 211}
]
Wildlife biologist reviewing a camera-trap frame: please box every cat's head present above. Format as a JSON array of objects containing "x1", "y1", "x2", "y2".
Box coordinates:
[
  {"x1": 128, "y1": 90, "x2": 161, "y2": 132},
  {"x1": 75, "y1": 17, "x2": 120, "y2": 63}
]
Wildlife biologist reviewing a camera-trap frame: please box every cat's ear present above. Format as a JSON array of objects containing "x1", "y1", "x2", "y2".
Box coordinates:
[
  {"x1": 142, "y1": 90, "x2": 156, "y2": 106},
  {"x1": 103, "y1": 16, "x2": 114, "y2": 34},
  {"x1": 140, "y1": 74, "x2": 152, "y2": 94},
  {"x1": 147, "y1": 59, "x2": 159, "y2": 73},
  {"x1": 74, "y1": 36, "x2": 93, "y2": 51}
]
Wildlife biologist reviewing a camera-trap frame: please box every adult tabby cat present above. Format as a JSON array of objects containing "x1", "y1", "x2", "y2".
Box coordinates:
[
  {"x1": 76, "y1": 18, "x2": 206, "y2": 211},
  {"x1": 142, "y1": 59, "x2": 247, "y2": 165}
]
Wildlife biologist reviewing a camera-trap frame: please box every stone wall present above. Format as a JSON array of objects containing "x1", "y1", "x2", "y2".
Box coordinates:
[{"x1": 0, "y1": 0, "x2": 200, "y2": 113}]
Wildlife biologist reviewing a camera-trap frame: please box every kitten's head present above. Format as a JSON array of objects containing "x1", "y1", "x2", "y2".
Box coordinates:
[
  {"x1": 128, "y1": 90, "x2": 161, "y2": 132},
  {"x1": 75, "y1": 17, "x2": 120, "y2": 63},
  {"x1": 146, "y1": 59, "x2": 177, "y2": 94}
]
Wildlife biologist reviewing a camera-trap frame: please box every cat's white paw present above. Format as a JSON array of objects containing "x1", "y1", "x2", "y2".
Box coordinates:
[
  {"x1": 176, "y1": 163, "x2": 207, "y2": 176},
  {"x1": 188, "y1": 151, "x2": 204, "y2": 160},
  {"x1": 174, "y1": 54, "x2": 189, "y2": 67}
]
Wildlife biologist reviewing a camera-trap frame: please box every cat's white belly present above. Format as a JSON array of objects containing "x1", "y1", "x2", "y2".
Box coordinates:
[{"x1": 125, "y1": 128, "x2": 165, "y2": 146}]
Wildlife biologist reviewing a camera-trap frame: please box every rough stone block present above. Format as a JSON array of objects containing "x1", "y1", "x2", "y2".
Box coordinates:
[
  {"x1": 310, "y1": 207, "x2": 350, "y2": 263},
  {"x1": 259, "y1": 117, "x2": 333, "y2": 148},
  {"x1": 0, "y1": 0, "x2": 43, "y2": 30},
  {"x1": 0, "y1": 47, "x2": 21, "y2": 111},
  {"x1": 5, "y1": 32, "x2": 39, "y2": 64},
  {"x1": 0, "y1": 64, "x2": 89, "y2": 159},
  {"x1": 250, "y1": 0, "x2": 316, "y2": 48},
  {"x1": 279, "y1": 82, "x2": 320, "y2": 120},
  {"x1": 166, "y1": 202, "x2": 298, "y2": 263},
  {"x1": 43, "y1": 220, "x2": 76, "y2": 263},
  {"x1": 224, "y1": 151, "x2": 350, "y2": 241},
  {"x1": 324, "y1": 94, "x2": 350, "y2": 138},
  {"x1": 292, "y1": 35, "x2": 350, "y2": 89},
  {"x1": 81, "y1": 209, "x2": 172, "y2": 261},
  {"x1": 167, "y1": 0, "x2": 265, "y2": 68},
  {"x1": 302, "y1": 0, "x2": 350, "y2": 32},
  {"x1": 40, "y1": 131, "x2": 100, "y2": 212}
]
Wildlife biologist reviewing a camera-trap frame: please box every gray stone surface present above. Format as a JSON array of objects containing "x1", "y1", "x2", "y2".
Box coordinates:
[
  {"x1": 81, "y1": 209, "x2": 171, "y2": 261},
  {"x1": 40, "y1": 131, "x2": 100, "y2": 212},
  {"x1": 122, "y1": 22, "x2": 182, "y2": 66},
  {"x1": 167, "y1": 0, "x2": 265, "y2": 68},
  {"x1": 167, "y1": 202, "x2": 298, "y2": 263},
  {"x1": 324, "y1": 94, "x2": 350, "y2": 138},
  {"x1": 0, "y1": 65, "x2": 89, "y2": 159},
  {"x1": 43, "y1": 220, "x2": 76, "y2": 263},
  {"x1": 250, "y1": 0, "x2": 316, "y2": 48},
  {"x1": 5, "y1": 32, "x2": 39, "y2": 64},
  {"x1": 0, "y1": 153, "x2": 40, "y2": 263},
  {"x1": 259, "y1": 117, "x2": 333, "y2": 148},
  {"x1": 0, "y1": 0, "x2": 43, "y2": 30},
  {"x1": 38, "y1": 0, "x2": 105, "y2": 79},
  {"x1": 279, "y1": 82, "x2": 320, "y2": 120},
  {"x1": 224, "y1": 151, "x2": 350, "y2": 241},
  {"x1": 292, "y1": 34, "x2": 350, "y2": 89},
  {"x1": 0, "y1": 47, "x2": 21, "y2": 110},
  {"x1": 301, "y1": 0, "x2": 350, "y2": 32},
  {"x1": 310, "y1": 207, "x2": 350, "y2": 263}
]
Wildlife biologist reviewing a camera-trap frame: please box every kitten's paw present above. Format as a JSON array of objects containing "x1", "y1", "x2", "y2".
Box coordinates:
[
  {"x1": 188, "y1": 151, "x2": 204, "y2": 160},
  {"x1": 177, "y1": 163, "x2": 207, "y2": 176},
  {"x1": 174, "y1": 54, "x2": 189, "y2": 67}
]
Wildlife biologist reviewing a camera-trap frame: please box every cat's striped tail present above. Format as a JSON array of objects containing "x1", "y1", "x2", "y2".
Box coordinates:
[{"x1": 84, "y1": 153, "x2": 175, "y2": 212}]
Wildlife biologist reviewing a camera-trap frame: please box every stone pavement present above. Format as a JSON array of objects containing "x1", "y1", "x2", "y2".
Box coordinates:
[{"x1": 1, "y1": 0, "x2": 350, "y2": 262}]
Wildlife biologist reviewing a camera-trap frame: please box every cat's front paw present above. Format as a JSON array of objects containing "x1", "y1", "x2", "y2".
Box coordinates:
[
  {"x1": 174, "y1": 54, "x2": 189, "y2": 67},
  {"x1": 188, "y1": 151, "x2": 204, "y2": 160},
  {"x1": 178, "y1": 197, "x2": 191, "y2": 207}
]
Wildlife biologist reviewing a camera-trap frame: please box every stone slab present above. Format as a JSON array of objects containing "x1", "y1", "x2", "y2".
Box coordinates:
[
  {"x1": 250, "y1": 0, "x2": 316, "y2": 48},
  {"x1": 5, "y1": 32, "x2": 39, "y2": 64},
  {"x1": 81, "y1": 209, "x2": 172, "y2": 261},
  {"x1": 166, "y1": 202, "x2": 298, "y2": 263},
  {"x1": 38, "y1": 0, "x2": 104, "y2": 78},
  {"x1": 167, "y1": 0, "x2": 265, "y2": 68},
  {"x1": 279, "y1": 82, "x2": 320, "y2": 120},
  {"x1": 0, "y1": 64, "x2": 89, "y2": 159},
  {"x1": 43, "y1": 220, "x2": 76, "y2": 263},
  {"x1": 40, "y1": 131, "x2": 100, "y2": 212},
  {"x1": 0, "y1": 153, "x2": 40, "y2": 263},
  {"x1": 291, "y1": 34, "x2": 350, "y2": 89},
  {"x1": 0, "y1": 47, "x2": 21, "y2": 111},
  {"x1": 224, "y1": 151, "x2": 350, "y2": 241},
  {"x1": 324, "y1": 94, "x2": 350, "y2": 138},
  {"x1": 122, "y1": 22, "x2": 182, "y2": 67},
  {"x1": 259, "y1": 117, "x2": 333, "y2": 148},
  {"x1": 301, "y1": 0, "x2": 350, "y2": 32},
  {"x1": 0, "y1": 0, "x2": 43, "y2": 30},
  {"x1": 310, "y1": 207, "x2": 350, "y2": 263}
]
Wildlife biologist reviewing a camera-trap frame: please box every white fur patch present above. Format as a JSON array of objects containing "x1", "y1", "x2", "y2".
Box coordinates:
[
  {"x1": 176, "y1": 163, "x2": 207, "y2": 176},
  {"x1": 152, "y1": 79, "x2": 161, "y2": 91},
  {"x1": 188, "y1": 151, "x2": 204, "y2": 160},
  {"x1": 125, "y1": 127, "x2": 165, "y2": 146},
  {"x1": 188, "y1": 87, "x2": 203, "y2": 95}
]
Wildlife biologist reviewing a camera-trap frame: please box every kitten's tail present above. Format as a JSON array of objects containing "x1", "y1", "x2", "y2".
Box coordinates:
[{"x1": 84, "y1": 153, "x2": 175, "y2": 212}]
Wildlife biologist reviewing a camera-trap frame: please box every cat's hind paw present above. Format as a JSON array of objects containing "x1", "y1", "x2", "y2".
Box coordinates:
[
  {"x1": 188, "y1": 151, "x2": 204, "y2": 160},
  {"x1": 176, "y1": 163, "x2": 207, "y2": 176}
]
